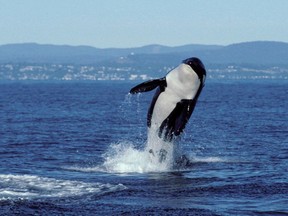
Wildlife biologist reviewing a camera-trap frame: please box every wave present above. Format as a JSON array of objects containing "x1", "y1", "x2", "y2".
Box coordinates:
[{"x1": 0, "y1": 174, "x2": 126, "y2": 200}]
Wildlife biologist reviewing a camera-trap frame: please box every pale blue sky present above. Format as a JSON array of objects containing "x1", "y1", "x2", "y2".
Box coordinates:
[{"x1": 0, "y1": 0, "x2": 287, "y2": 48}]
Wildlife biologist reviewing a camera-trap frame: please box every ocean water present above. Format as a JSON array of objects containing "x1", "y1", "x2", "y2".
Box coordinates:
[{"x1": 0, "y1": 80, "x2": 287, "y2": 215}]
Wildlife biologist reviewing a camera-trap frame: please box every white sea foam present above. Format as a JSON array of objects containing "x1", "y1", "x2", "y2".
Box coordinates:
[
  {"x1": 100, "y1": 143, "x2": 226, "y2": 173},
  {"x1": 65, "y1": 141, "x2": 176, "y2": 174},
  {"x1": 190, "y1": 156, "x2": 226, "y2": 163},
  {"x1": 0, "y1": 174, "x2": 126, "y2": 200},
  {"x1": 65, "y1": 143, "x2": 226, "y2": 174},
  {"x1": 102, "y1": 142, "x2": 168, "y2": 173},
  {"x1": 64, "y1": 133, "x2": 226, "y2": 174}
]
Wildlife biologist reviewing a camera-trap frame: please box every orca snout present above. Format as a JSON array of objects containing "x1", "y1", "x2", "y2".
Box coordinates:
[{"x1": 182, "y1": 57, "x2": 206, "y2": 80}]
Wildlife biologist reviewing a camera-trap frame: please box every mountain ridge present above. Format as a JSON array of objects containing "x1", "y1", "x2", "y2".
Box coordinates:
[{"x1": 0, "y1": 41, "x2": 287, "y2": 66}]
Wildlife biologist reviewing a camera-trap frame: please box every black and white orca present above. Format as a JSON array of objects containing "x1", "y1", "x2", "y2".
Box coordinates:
[{"x1": 130, "y1": 57, "x2": 206, "y2": 142}]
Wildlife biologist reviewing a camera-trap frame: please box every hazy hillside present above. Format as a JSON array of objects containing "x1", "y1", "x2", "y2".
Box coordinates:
[
  {"x1": 0, "y1": 43, "x2": 222, "y2": 64},
  {"x1": 200, "y1": 41, "x2": 288, "y2": 65},
  {"x1": 1, "y1": 41, "x2": 288, "y2": 67}
]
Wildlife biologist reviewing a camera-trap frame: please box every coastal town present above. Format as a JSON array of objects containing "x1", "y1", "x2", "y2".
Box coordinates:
[{"x1": 0, "y1": 63, "x2": 287, "y2": 81}]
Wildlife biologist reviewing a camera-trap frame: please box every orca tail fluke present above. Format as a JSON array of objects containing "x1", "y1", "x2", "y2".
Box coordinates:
[{"x1": 129, "y1": 77, "x2": 166, "y2": 94}]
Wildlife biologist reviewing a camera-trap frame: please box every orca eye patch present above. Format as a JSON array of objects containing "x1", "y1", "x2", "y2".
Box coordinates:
[{"x1": 187, "y1": 61, "x2": 193, "y2": 66}]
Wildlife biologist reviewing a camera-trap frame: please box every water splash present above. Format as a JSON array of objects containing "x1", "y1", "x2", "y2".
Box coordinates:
[
  {"x1": 65, "y1": 137, "x2": 226, "y2": 174},
  {"x1": 98, "y1": 124, "x2": 192, "y2": 173},
  {"x1": 102, "y1": 142, "x2": 154, "y2": 173}
]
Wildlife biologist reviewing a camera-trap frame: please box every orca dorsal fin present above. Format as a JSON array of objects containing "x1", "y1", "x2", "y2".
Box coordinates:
[{"x1": 129, "y1": 77, "x2": 166, "y2": 94}]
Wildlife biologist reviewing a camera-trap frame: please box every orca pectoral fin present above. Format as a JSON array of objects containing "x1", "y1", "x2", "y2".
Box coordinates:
[
  {"x1": 129, "y1": 77, "x2": 166, "y2": 94},
  {"x1": 159, "y1": 99, "x2": 197, "y2": 141},
  {"x1": 173, "y1": 99, "x2": 197, "y2": 136},
  {"x1": 158, "y1": 102, "x2": 183, "y2": 141}
]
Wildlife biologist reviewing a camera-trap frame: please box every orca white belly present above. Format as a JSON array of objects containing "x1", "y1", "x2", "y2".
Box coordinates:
[{"x1": 150, "y1": 89, "x2": 180, "y2": 129}]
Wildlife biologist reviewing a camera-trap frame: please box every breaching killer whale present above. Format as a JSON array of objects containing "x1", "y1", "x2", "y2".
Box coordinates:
[{"x1": 130, "y1": 57, "x2": 206, "y2": 142}]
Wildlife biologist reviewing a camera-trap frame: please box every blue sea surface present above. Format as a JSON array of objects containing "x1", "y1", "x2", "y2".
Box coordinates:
[{"x1": 0, "y1": 80, "x2": 287, "y2": 215}]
